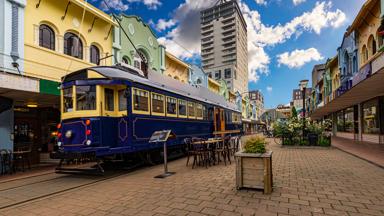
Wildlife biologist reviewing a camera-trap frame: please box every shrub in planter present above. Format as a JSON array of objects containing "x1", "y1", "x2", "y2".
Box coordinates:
[
  {"x1": 318, "y1": 136, "x2": 331, "y2": 147},
  {"x1": 235, "y1": 136, "x2": 272, "y2": 194},
  {"x1": 243, "y1": 136, "x2": 267, "y2": 154}
]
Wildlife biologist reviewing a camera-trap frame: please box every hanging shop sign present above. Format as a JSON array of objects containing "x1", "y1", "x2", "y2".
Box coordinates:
[
  {"x1": 0, "y1": 73, "x2": 39, "y2": 92},
  {"x1": 352, "y1": 62, "x2": 371, "y2": 87}
]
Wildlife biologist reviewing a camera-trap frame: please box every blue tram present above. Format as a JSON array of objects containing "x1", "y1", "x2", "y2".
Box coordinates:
[{"x1": 53, "y1": 65, "x2": 242, "y2": 163}]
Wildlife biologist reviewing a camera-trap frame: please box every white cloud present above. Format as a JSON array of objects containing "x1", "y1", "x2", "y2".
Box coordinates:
[
  {"x1": 255, "y1": 0, "x2": 267, "y2": 5},
  {"x1": 100, "y1": 0, "x2": 129, "y2": 11},
  {"x1": 293, "y1": 0, "x2": 306, "y2": 6},
  {"x1": 277, "y1": 48, "x2": 324, "y2": 68},
  {"x1": 267, "y1": 86, "x2": 273, "y2": 92},
  {"x1": 157, "y1": 0, "x2": 345, "y2": 82},
  {"x1": 151, "y1": 19, "x2": 176, "y2": 32},
  {"x1": 130, "y1": 0, "x2": 162, "y2": 10}
]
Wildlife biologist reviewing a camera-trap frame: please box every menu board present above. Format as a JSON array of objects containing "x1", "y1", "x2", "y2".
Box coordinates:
[{"x1": 149, "y1": 130, "x2": 175, "y2": 143}]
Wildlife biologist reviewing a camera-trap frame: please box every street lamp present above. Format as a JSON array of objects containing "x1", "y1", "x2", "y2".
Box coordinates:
[{"x1": 299, "y1": 79, "x2": 309, "y2": 141}]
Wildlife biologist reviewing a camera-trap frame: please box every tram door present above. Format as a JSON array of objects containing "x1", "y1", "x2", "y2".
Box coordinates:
[{"x1": 214, "y1": 107, "x2": 225, "y2": 132}]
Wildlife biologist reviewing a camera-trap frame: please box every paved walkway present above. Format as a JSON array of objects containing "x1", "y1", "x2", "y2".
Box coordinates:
[
  {"x1": 332, "y1": 136, "x2": 384, "y2": 168},
  {"x1": 1, "y1": 140, "x2": 384, "y2": 216}
]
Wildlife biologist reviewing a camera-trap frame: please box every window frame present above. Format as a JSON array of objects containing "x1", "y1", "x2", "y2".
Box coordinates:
[
  {"x1": 64, "y1": 32, "x2": 83, "y2": 59},
  {"x1": 151, "y1": 92, "x2": 165, "y2": 116},
  {"x1": 178, "y1": 99, "x2": 187, "y2": 118},
  {"x1": 132, "y1": 87, "x2": 150, "y2": 115},
  {"x1": 104, "y1": 88, "x2": 115, "y2": 113},
  {"x1": 90, "y1": 45, "x2": 100, "y2": 65},
  {"x1": 39, "y1": 24, "x2": 55, "y2": 51},
  {"x1": 196, "y1": 103, "x2": 203, "y2": 120},
  {"x1": 75, "y1": 85, "x2": 97, "y2": 111},
  {"x1": 188, "y1": 101, "x2": 196, "y2": 119},
  {"x1": 61, "y1": 86, "x2": 74, "y2": 113},
  {"x1": 166, "y1": 96, "x2": 178, "y2": 118},
  {"x1": 118, "y1": 88, "x2": 128, "y2": 113}
]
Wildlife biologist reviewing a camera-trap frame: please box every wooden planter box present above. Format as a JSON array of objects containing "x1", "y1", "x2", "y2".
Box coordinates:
[{"x1": 235, "y1": 151, "x2": 273, "y2": 194}]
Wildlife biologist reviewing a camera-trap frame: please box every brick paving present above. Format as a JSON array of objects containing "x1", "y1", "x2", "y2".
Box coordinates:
[
  {"x1": 332, "y1": 136, "x2": 384, "y2": 168},
  {"x1": 1, "y1": 140, "x2": 384, "y2": 216}
]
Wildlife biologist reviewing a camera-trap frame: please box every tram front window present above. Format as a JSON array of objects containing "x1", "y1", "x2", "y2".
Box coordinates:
[
  {"x1": 63, "y1": 87, "x2": 73, "y2": 112},
  {"x1": 76, "y1": 86, "x2": 96, "y2": 110}
]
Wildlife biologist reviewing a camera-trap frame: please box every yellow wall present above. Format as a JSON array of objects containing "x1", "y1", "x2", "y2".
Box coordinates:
[
  {"x1": 208, "y1": 78, "x2": 220, "y2": 93},
  {"x1": 24, "y1": 0, "x2": 115, "y2": 82},
  {"x1": 356, "y1": 3, "x2": 381, "y2": 68},
  {"x1": 164, "y1": 52, "x2": 189, "y2": 83},
  {"x1": 331, "y1": 59, "x2": 340, "y2": 96}
]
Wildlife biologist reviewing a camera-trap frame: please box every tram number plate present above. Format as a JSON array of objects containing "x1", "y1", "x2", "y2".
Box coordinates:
[{"x1": 149, "y1": 130, "x2": 175, "y2": 143}]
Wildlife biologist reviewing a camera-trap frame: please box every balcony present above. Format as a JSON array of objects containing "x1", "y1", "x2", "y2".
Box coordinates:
[{"x1": 222, "y1": 40, "x2": 235, "y2": 47}]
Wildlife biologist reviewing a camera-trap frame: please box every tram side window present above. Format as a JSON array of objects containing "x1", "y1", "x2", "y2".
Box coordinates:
[
  {"x1": 152, "y1": 93, "x2": 165, "y2": 114},
  {"x1": 178, "y1": 100, "x2": 187, "y2": 117},
  {"x1": 133, "y1": 88, "x2": 149, "y2": 113},
  {"x1": 196, "y1": 104, "x2": 203, "y2": 119},
  {"x1": 63, "y1": 87, "x2": 73, "y2": 112},
  {"x1": 203, "y1": 106, "x2": 208, "y2": 120},
  {"x1": 105, "y1": 88, "x2": 115, "y2": 111},
  {"x1": 76, "y1": 86, "x2": 96, "y2": 110},
  {"x1": 118, "y1": 89, "x2": 127, "y2": 111},
  {"x1": 167, "y1": 97, "x2": 177, "y2": 116},
  {"x1": 188, "y1": 102, "x2": 195, "y2": 118}
]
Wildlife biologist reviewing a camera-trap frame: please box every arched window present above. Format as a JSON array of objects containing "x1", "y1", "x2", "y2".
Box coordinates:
[
  {"x1": 90, "y1": 45, "x2": 100, "y2": 65},
  {"x1": 39, "y1": 24, "x2": 55, "y2": 50},
  {"x1": 368, "y1": 35, "x2": 377, "y2": 56},
  {"x1": 174, "y1": 76, "x2": 180, "y2": 80},
  {"x1": 64, "y1": 32, "x2": 83, "y2": 59},
  {"x1": 133, "y1": 50, "x2": 148, "y2": 72},
  {"x1": 344, "y1": 51, "x2": 350, "y2": 75},
  {"x1": 352, "y1": 56, "x2": 357, "y2": 74},
  {"x1": 196, "y1": 78, "x2": 202, "y2": 85},
  {"x1": 122, "y1": 56, "x2": 130, "y2": 65},
  {"x1": 378, "y1": 29, "x2": 384, "y2": 48}
]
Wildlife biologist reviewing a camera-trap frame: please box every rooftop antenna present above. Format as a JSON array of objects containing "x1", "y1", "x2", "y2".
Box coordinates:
[{"x1": 102, "y1": 0, "x2": 149, "y2": 77}]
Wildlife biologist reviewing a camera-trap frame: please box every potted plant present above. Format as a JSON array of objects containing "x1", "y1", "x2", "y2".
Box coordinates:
[{"x1": 235, "y1": 136, "x2": 272, "y2": 194}]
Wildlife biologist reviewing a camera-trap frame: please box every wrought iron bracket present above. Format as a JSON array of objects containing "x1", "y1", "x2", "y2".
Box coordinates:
[
  {"x1": 104, "y1": 25, "x2": 113, "y2": 40},
  {"x1": 61, "y1": 2, "x2": 71, "y2": 21},
  {"x1": 36, "y1": 0, "x2": 42, "y2": 8},
  {"x1": 88, "y1": 17, "x2": 98, "y2": 33}
]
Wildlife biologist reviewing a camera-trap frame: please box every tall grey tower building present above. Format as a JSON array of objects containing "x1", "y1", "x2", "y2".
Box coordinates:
[{"x1": 200, "y1": 0, "x2": 248, "y2": 94}]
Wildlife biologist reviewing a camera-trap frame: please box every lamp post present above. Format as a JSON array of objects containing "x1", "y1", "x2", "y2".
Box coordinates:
[{"x1": 299, "y1": 80, "x2": 309, "y2": 141}]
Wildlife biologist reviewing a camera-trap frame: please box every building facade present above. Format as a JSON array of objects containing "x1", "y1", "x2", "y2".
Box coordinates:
[
  {"x1": 1, "y1": 0, "x2": 116, "y2": 164},
  {"x1": 310, "y1": 0, "x2": 384, "y2": 144},
  {"x1": 113, "y1": 15, "x2": 166, "y2": 74},
  {"x1": 292, "y1": 88, "x2": 312, "y2": 116},
  {"x1": 164, "y1": 52, "x2": 189, "y2": 83},
  {"x1": 248, "y1": 90, "x2": 264, "y2": 120},
  {"x1": 200, "y1": 0, "x2": 248, "y2": 94}
]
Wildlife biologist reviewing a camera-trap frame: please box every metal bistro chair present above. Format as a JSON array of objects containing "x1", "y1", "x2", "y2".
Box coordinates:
[
  {"x1": 191, "y1": 137, "x2": 210, "y2": 169},
  {"x1": 1, "y1": 149, "x2": 13, "y2": 175},
  {"x1": 13, "y1": 145, "x2": 32, "y2": 172},
  {"x1": 214, "y1": 138, "x2": 229, "y2": 166}
]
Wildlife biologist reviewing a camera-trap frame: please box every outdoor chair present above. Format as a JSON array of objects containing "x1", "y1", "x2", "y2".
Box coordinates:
[
  {"x1": 0, "y1": 149, "x2": 13, "y2": 175},
  {"x1": 191, "y1": 138, "x2": 210, "y2": 169},
  {"x1": 13, "y1": 145, "x2": 32, "y2": 172},
  {"x1": 214, "y1": 138, "x2": 229, "y2": 166}
]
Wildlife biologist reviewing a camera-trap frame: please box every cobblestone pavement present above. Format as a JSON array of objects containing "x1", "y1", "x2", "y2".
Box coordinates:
[{"x1": 1, "y1": 141, "x2": 384, "y2": 216}]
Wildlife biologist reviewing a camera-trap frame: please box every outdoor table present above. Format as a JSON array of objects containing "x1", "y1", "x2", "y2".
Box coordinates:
[{"x1": 191, "y1": 138, "x2": 224, "y2": 166}]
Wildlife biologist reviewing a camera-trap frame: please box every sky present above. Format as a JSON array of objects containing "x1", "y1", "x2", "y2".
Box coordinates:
[{"x1": 91, "y1": 0, "x2": 366, "y2": 108}]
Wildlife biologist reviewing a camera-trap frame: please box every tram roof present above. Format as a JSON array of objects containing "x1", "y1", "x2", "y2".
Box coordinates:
[{"x1": 63, "y1": 66, "x2": 239, "y2": 112}]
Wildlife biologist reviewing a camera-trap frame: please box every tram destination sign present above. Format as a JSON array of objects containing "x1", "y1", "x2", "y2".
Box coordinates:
[{"x1": 149, "y1": 130, "x2": 176, "y2": 143}]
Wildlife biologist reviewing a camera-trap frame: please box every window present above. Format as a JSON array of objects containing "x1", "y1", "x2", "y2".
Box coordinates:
[
  {"x1": 215, "y1": 70, "x2": 221, "y2": 79},
  {"x1": 378, "y1": 29, "x2": 384, "y2": 48},
  {"x1": 343, "y1": 107, "x2": 354, "y2": 133},
  {"x1": 368, "y1": 35, "x2": 377, "y2": 56},
  {"x1": 132, "y1": 88, "x2": 149, "y2": 113},
  {"x1": 90, "y1": 45, "x2": 100, "y2": 65},
  {"x1": 64, "y1": 32, "x2": 83, "y2": 59},
  {"x1": 151, "y1": 93, "x2": 164, "y2": 115},
  {"x1": 196, "y1": 104, "x2": 203, "y2": 119},
  {"x1": 76, "y1": 86, "x2": 96, "y2": 110},
  {"x1": 39, "y1": 24, "x2": 55, "y2": 50},
  {"x1": 208, "y1": 73, "x2": 212, "y2": 78},
  {"x1": 178, "y1": 100, "x2": 187, "y2": 117},
  {"x1": 362, "y1": 45, "x2": 368, "y2": 63},
  {"x1": 203, "y1": 106, "x2": 208, "y2": 120},
  {"x1": 224, "y1": 68, "x2": 231, "y2": 79},
  {"x1": 134, "y1": 51, "x2": 147, "y2": 72},
  {"x1": 118, "y1": 89, "x2": 127, "y2": 111},
  {"x1": 166, "y1": 97, "x2": 177, "y2": 116},
  {"x1": 122, "y1": 56, "x2": 130, "y2": 65},
  {"x1": 104, "y1": 88, "x2": 114, "y2": 111},
  {"x1": 363, "y1": 99, "x2": 380, "y2": 134},
  {"x1": 63, "y1": 87, "x2": 73, "y2": 112},
  {"x1": 188, "y1": 102, "x2": 195, "y2": 118}
]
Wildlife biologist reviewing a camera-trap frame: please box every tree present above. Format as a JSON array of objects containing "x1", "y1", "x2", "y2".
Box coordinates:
[{"x1": 291, "y1": 106, "x2": 298, "y2": 119}]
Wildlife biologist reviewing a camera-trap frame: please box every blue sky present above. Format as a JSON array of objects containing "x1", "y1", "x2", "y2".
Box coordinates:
[{"x1": 92, "y1": 0, "x2": 366, "y2": 108}]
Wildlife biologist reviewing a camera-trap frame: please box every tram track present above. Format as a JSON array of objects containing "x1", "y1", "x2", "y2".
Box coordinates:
[{"x1": 0, "y1": 163, "x2": 143, "y2": 210}]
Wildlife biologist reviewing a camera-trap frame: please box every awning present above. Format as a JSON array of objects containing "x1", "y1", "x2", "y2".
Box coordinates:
[{"x1": 310, "y1": 59, "x2": 384, "y2": 119}]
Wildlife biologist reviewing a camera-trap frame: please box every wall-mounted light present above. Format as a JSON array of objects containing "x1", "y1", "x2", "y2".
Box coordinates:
[{"x1": 27, "y1": 103, "x2": 38, "y2": 108}]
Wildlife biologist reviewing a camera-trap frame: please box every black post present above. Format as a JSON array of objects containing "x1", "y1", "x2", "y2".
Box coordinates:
[{"x1": 302, "y1": 87, "x2": 306, "y2": 141}]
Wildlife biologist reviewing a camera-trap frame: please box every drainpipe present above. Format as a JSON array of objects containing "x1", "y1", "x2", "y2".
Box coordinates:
[
  {"x1": 358, "y1": 103, "x2": 362, "y2": 141},
  {"x1": 9, "y1": 1, "x2": 19, "y2": 63}
]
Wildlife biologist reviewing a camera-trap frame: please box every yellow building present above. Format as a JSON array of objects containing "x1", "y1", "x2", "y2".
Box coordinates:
[
  {"x1": 24, "y1": 0, "x2": 116, "y2": 83},
  {"x1": 10, "y1": 0, "x2": 116, "y2": 163},
  {"x1": 164, "y1": 52, "x2": 189, "y2": 83},
  {"x1": 329, "y1": 56, "x2": 340, "y2": 99},
  {"x1": 348, "y1": 0, "x2": 382, "y2": 68},
  {"x1": 208, "y1": 78, "x2": 220, "y2": 94}
]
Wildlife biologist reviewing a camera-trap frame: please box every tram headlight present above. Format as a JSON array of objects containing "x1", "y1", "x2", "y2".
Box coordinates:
[
  {"x1": 86, "y1": 140, "x2": 92, "y2": 146},
  {"x1": 65, "y1": 130, "x2": 73, "y2": 138},
  {"x1": 57, "y1": 142, "x2": 62, "y2": 147}
]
